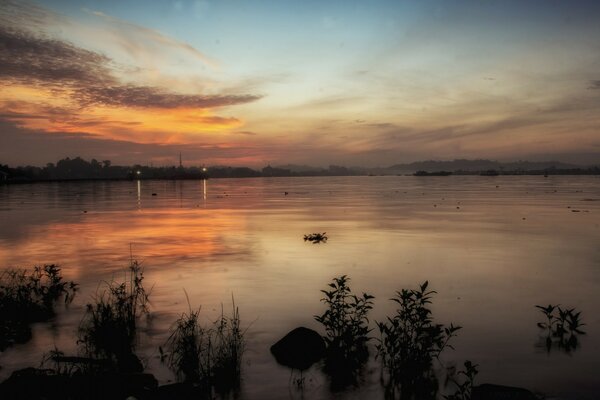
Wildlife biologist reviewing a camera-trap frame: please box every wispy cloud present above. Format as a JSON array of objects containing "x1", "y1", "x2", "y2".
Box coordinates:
[
  {"x1": 87, "y1": 10, "x2": 218, "y2": 69},
  {"x1": 589, "y1": 80, "x2": 600, "y2": 90},
  {"x1": 0, "y1": 26, "x2": 260, "y2": 110},
  {"x1": 0, "y1": 27, "x2": 112, "y2": 86},
  {"x1": 74, "y1": 85, "x2": 260, "y2": 109}
]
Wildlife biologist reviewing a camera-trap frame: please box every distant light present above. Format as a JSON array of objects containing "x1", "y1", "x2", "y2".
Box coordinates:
[
  {"x1": 202, "y1": 167, "x2": 207, "y2": 172},
  {"x1": 136, "y1": 170, "x2": 141, "y2": 175}
]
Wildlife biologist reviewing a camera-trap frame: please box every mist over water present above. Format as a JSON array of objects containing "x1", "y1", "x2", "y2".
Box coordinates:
[{"x1": 1, "y1": 176, "x2": 599, "y2": 399}]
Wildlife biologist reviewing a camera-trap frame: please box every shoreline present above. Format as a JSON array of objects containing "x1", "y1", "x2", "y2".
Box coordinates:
[{"x1": 2, "y1": 171, "x2": 600, "y2": 185}]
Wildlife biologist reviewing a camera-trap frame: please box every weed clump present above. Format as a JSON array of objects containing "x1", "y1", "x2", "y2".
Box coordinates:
[
  {"x1": 0, "y1": 265, "x2": 77, "y2": 350},
  {"x1": 376, "y1": 281, "x2": 461, "y2": 399},
  {"x1": 315, "y1": 275, "x2": 374, "y2": 386},
  {"x1": 77, "y1": 260, "x2": 150, "y2": 372},
  {"x1": 164, "y1": 307, "x2": 204, "y2": 383},
  {"x1": 535, "y1": 304, "x2": 585, "y2": 353},
  {"x1": 444, "y1": 360, "x2": 479, "y2": 400},
  {"x1": 304, "y1": 232, "x2": 328, "y2": 243},
  {"x1": 163, "y1": 298, "x2": 245, "y2": 394}
]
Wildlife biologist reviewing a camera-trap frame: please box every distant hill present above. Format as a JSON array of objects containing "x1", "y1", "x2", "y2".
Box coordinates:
[
  {"x1": 273, "y1": 164, "x2": 359, "y2": 176},
  {"x1": 386, "y1": 159, "x2": 579, "y2": 174},
  {"x1": 275, "y1": 164, "x2": 326, "y2": 173}
]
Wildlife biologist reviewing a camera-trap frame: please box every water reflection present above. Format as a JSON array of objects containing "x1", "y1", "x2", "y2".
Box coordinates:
[
  {"x1": 137, "y1": 180, "x2": 141, "y2": 210},
  {"x1": 0, "y1": 177, "x2": 599, "y2": 399}
]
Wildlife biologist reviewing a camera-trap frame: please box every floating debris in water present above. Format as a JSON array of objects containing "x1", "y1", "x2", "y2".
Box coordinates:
[{"x1": 304, "y1": 232, "x2": 328, "y2": 244}]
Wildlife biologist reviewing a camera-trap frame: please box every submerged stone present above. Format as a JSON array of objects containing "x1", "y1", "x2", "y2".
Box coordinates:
[
  {"x1": 0, "y1": 368, "x2": 158, "y2": 399},
  {"x1": 270, "y1": 327, "x2": 325, "y2": 370},
  {"x1": 473, "y1": 383, "x2": 539, "y2": 400}
]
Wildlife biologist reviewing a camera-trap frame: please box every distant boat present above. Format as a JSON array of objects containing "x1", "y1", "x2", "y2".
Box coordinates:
[
  {"x1": 413, "y1": 170, "x2": 452, "y2": 176},
  {"x1": 480, "y1": 169, "x2": 499, "y2": 176}
]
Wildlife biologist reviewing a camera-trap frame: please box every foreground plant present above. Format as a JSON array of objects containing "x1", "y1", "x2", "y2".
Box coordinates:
[
  {"x1": 376, "y1": 281, "x2": 461, "y2": 399},
  {"x1": 78, "y1": 259, "x2": 150, "y2": 371},
  {"x1": 535, "y1": 304, "x2": 585, "y2": 353},
  {"x1": 315, "y1": 275, "x2": 374, "y2": 386},
  {"x1": 163, "y1": 307, "x2": 204, "y2": 383},
  {"x1": 444, "y1": 360, "x2": 478, "y2": 400},
  {"x1": 163, "y1": 297, "x2": 245, "y2": 393},
  {"x1": 0, "y1": 265, "x2": 77, "y2": 349}
]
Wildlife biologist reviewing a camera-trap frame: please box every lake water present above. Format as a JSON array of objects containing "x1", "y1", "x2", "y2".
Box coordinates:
[{"x1": 0, "y1": 176, "x2": 599, "y2": 399}]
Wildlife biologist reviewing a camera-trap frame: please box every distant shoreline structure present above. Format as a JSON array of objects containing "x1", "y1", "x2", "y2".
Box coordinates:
[
  {"x1": 1, "y1": 157, "x2": 599, "y2": 184},
  {"x1": 3, "y1": 169, "x2": 600, "y2": 184}
]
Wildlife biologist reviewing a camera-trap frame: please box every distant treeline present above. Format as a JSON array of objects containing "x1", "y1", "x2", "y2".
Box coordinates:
[
  {"x1": 1, "y1": 157, "x2": 599, "y2": 183},
  {"x1": 0, "y1": 157, "x2": 207, "y2": 182},
  {"x1": 454, "y1": 167, "x2": 600, "y2": 176},
  {"x1": 0, "y1": 157, "x2": 359, "y2": 182},
  {"x1": 414, "y1": 167, "x2": 600, "y2": 176},
  {"x1": 205, "y1": 165, "x2": 356, "y2": 178}
]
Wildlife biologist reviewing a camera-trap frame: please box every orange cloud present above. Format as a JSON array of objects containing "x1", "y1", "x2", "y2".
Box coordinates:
[
  {"x1": 1, "y1": 95, "x2": 244, "y2": 144},
  {"x1": 0, "y1": 24, "x2": 259, "y2": 145}
]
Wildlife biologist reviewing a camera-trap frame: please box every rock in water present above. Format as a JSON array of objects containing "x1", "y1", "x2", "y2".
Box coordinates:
[
  {"x1": 473, "y1": 384, "x2": 539, "y2": 400},
  {"x1": 270, "y1": 327, "x2": 325, "y2": 370}
]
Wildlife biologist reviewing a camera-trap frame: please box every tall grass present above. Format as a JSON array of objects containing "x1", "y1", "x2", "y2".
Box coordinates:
[
  {"x1": 210, "y1": 302, "x2": 244, "y2": 391},
  {"x1": 77, "y1": 259, "x2": 150, "y2": 371},
  {"x1": 163, "y1": 306, "x2": 204, "y2": 383},
  {"x1": 163, "y1": 297, "x2": 245, "y2": 393},
  {"x1": 0, "y1": 265, "x2": 77, "y2": 349}
]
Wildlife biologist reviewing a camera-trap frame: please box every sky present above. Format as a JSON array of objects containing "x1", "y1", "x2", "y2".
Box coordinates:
[{"x1": 1, "y1": 0, "x2": 600, "y2": 167}]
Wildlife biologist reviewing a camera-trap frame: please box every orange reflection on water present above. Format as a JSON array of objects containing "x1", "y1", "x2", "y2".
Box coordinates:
[{"x1": 0, "y1": 207, "x2": 252, "y2": 282}]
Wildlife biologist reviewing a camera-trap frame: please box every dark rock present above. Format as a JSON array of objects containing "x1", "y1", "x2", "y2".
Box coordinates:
[
  {"x1": 0, "y1": 368, "x2": 158, "y2": 399},
  {"x1": 270, "y1": 327, "x2": 325, "y2": 370},
  {"x1": 151, "y1": 382, "x2": 211, "y2": 399},
  {"x1": 473, "y1": 383, "x2": 539, "y2": 400},
  {"x1": 118, "y1": 353, "x2": 144, "y2": 373},
  {"x1": 0, "y1": 368, "x2": 67, "y2": 399}
]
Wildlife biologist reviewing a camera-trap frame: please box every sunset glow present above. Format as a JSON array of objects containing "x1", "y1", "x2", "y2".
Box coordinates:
[{"x1": 1, "y1": 0, "x2": 599, "y2": 166}]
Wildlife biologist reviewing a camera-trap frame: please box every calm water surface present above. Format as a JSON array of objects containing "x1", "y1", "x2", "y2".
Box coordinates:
[{"x1": 1, "y1": 176, "x2": 599, "y2": 399}]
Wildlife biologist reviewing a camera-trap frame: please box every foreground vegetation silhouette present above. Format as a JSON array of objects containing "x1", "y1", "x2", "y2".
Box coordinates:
[
  {"x1": 0, "y1": 264, "x2": 583, "y2": 399},
  {"x1": 78, "y1": 259, "x2": 150, "y2": 373},
  {"x1": 535, "y1": 304, "x2": 585, "y2": 354},
  {"x1": 315, "y1": 275, "x2": 374, "y2": 389},
  {"x1": 376, "y1": 281, "x2": 462, "y2": 399},
  {"x1": 0, "y1": 265, "x2": 77, "y2": 350},
  {"x1": 444, "y1": 361, "x2": 479, "y2": 400},
  {"x1": 0, "y1": 260, "x2": 246, "y2": 399},
  {"x1": 161, "y1": 297, "x2": 245, "y2": 397}
]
